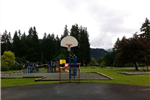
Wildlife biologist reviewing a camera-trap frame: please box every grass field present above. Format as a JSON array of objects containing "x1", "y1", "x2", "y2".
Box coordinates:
[{"x1": 1, "y1": 66, "x2": 150, "y2": 87}]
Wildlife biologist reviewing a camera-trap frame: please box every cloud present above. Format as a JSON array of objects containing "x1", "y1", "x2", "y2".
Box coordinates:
[{"x1": 1, "y1": 0, "x2": 150, "y2": 50}]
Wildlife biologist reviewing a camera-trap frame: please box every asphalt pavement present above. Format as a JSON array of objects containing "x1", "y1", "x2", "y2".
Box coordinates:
[{"x1": 1, "y1": 83, "x2": 150, "y2": 100}]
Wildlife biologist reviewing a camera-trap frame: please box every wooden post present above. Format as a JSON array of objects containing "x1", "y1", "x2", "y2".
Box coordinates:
[{"x1": 78, "y1": 68, "x2": 80, "y2": 83}]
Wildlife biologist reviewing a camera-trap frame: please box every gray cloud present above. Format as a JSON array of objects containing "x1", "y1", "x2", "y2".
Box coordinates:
[{"x1": 1, "y1": 0, "x2": 147, "y2": 50}]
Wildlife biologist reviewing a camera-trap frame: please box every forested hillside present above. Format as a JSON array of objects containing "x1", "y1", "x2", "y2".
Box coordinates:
[{"x1": 90, "y1": 48, "x2": 108, "y2": 59}]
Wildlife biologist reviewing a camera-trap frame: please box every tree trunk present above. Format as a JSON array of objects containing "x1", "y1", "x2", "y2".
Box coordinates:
[
  {"x1": 147, "y1": 60, "x2": 149, "y2": 71},
  {"x1": 134, "y1": 62, "x2": 138, "y2": 70}
]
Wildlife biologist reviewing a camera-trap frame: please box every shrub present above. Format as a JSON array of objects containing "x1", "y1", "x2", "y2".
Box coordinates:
[
  {"x1": 1, "y1": 65, "x2": 9, "y2": 71},
  {"x1": 9, "y1": 64, "x2": 23, "y2": 70},
  {"x1": 1, "y1": 51, "x2": 15, "y2": 67},
  {"x1": 99, "y1": 61, "x2": 105, "y2": 68}
]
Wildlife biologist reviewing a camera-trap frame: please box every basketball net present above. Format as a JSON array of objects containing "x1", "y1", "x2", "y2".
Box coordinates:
[{"x1": 66, "y1": 44, "x2": 72, "y2": 51}]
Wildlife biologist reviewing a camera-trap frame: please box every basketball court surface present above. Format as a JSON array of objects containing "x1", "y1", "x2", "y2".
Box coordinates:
[{"x1": 2, "y1": 83, "x2": 150, "y2": 100}]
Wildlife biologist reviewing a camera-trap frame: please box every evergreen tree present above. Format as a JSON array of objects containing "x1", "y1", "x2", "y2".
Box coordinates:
[
  {"x1": 0, "y1": 33, "x2": 1, "y2": 55},
  {"x1": 42, "y1": 33, "x2": 48, "y2": 63},
  {"x1": 13, "y1": 31, "x2": 21, "y2": 57},
  {"x1": 20, "y1": 32, "x2": 28, "y2": 59},
  {"x1": 7, "y1": 32, "x2": 13, "y2": 51},
  {"x1": 60, "y1": 25, "x2": 70, "y2": 61},
  {"x1": 79, "y1": 26, "x2": 91, "y2": 65},
  {"x1": 70, "y1": 24, "x2": 91, "y2": 65},
  {"x1": 61, "y1": 25, "x2": 69, "y2": 39},
  {"x1": 70, "y1": 24, "x2": 80, "y2": 60},
  {"x1": 1, "y1": 30, "x2": 8, "y2": 54},
  {"x1": 55, "y1": 35, "x2": 61, "y2": 57},
  {"x1": 42, "y1": 33, "x2": 56, "y2": 63},
  {"x1": 26, "y1": 27, "x2": 41, "y2": 62},
  {"x1": 140, "y1": 18, "x2": 150, "y2": 39}
]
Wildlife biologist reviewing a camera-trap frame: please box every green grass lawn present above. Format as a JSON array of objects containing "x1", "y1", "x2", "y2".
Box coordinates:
[
  {"x1": 80, "y1": 67, "x2": 150, "y2": 87},
  {"x1": 1, "y1": 66, "x2": 150, "y2": 87}
]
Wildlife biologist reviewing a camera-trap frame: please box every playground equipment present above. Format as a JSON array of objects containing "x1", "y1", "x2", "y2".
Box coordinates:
[
  {"x1": 47, "y1": 58, "x2": 60, "y2": 73},
  {"x1": 70, "y1": 55, "x2": 81, "y2": 79},
  {"x1": 23, "y1": 63, "x2": 39, "y2": 74},
  {"x1": 61, "y1": 35, "x2": 78, "y2": 82},
  {"x1": 59, "y1": 55, "x2": 81, "y2": 83}
]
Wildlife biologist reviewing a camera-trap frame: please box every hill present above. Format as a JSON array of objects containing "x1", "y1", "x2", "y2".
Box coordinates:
[{"x1": 90, "y1": 48, "x2": 108, "y2": 59}]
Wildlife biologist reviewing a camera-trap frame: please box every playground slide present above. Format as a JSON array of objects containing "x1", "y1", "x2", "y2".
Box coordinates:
[{"x1": 61, "y1": 63, "x2": 69, "y2": 72}]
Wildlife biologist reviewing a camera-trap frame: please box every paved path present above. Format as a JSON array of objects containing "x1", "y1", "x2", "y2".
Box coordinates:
[{"x1": 1, "y1": 83, "x2": 150, "y2": 100}]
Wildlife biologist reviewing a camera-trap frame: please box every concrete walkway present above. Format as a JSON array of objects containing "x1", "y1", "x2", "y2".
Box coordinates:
[
  {"x1": 1, "y1": 83, "x2": 150, "y2": 100},
  {"x1": 1, "y1": 71, "x2": 112, "y2": 81}
]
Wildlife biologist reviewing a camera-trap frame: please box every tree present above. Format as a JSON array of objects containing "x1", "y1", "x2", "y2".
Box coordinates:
[
  {"x1": 90, "y1": 57, "x2": 96, "y2": 66},
  {"x1": 103, "y1": 52, "x2": 116, "y2": 66},
  {"x1": 1, "y1": 30, "x2": 8, "y2": 54},
  {"x1": 26, "y1": 27, "x2": 41, "y2": 62},
  {"x1": 6, "y1": 32, "x2": 13, "y2": 51},
  {"x1": 97, "y1": 57, "x2": 102, "y2": 65},
  {"x1": 61, "y1": 25, "x2": 69, "y2": 39},
  {"x1": 70, "y1": 24, "x2": 91, "y2": 65},
  {"x1": 70, "y1": 24, "x2": 80, "y2": 60},
  {"x1": 20, "y1": 32, "x2": 28, "y2": 59},
  {"x1": 79, "y1": 26, "x2": 91, "y2": 65},
  {"x1": 42, "y1": 33, "x2": 57, "y2": 63},
  {"x1": 13, "y1": 31, "x2": 21, "y2": 57},
  {"x1": 114, "y1": 34, "x2": 150, "y2": 70},
  {"x1": 1, "y1": 51, "x2": 15, "y2": 67},
  {"x1": 99, "y1": 61, "x2": 105, "y2": 68},
  {"x1": 140, "y1": 18, "x2": 150, "y2": 39}
]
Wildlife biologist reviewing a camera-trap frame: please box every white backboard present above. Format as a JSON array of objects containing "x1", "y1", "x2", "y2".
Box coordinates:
[{"x1": 61, "y1": 36, "x2": 78, "y2": 49}]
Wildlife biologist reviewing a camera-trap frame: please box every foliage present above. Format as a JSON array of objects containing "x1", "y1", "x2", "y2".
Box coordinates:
[
  {"x1": 1, "y1": 51, "x2": 15, "y2": 67},
  {"x1": 99, "y1": 61, "x2": 105, "y2": 68},
  {"x1": 9, "y1": 64, "x2": 23, "y2": 70},
  {"x1": 90, "y1": 57, "x2": 96, "y2": 66},
  {"x1": 103, "y1": 52, "x2": 116, "y2": 66},
  {"x1": 1, "y1": 25, "x2": 90, "y2": 65},
  {"x1": 70, "y1": 24, "x2": 91, "y2": 65},
  {"x1": 15, "y1": 57, "x2": 26, "y2": 64},
  {"x1": 1, "y1": 31, "x2": 12, "y2": 54},
  {"x1": 1, "y1": 65, "x2": 9, "y2": 71},
  {"x1": 140, "y1": 18, "x2": 150, "y2": 66},
  {"x1": 140, "y1": 18, "x2": 150, "y2": 39},
  {"x1": 97, "y1": 57, "x2": 102, "y2": 65},
  {"x1": 114, "y1": 34, "x2": 150, "y2": 70}
]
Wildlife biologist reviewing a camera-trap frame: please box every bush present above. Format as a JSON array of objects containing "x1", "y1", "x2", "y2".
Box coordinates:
[
  {"x1": 1, "y1": 65, "x2": 9, "y2": 71},
  {"x1": 125, "y1": 63, "x2": 135, "y2": 67},
  {"x1": 99, "y1": 61, "x2": 105, "y2": 68},
  {"x1": 9, "y1": 64, "x2": 23, "y2": 70}
]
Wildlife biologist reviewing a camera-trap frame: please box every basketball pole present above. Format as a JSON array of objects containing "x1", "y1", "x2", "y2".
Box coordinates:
[{"x1": 69, "y1": 49, "x2": 71, "y2": 82}]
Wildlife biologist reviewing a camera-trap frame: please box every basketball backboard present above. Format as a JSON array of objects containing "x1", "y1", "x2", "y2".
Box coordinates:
[{"x1": 60, "y1": 36, "x2": 78, "y2": 51}]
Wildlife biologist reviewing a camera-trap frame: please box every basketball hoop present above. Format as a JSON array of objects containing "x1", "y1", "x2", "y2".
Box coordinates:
[
  {"x1": 60, "y1": 36, "x2": 78, "y2": 82},
  {"x1": 66, "y1": 44, "x2": 72, "y2": 51}
]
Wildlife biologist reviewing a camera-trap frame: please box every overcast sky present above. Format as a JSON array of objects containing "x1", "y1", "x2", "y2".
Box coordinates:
[{"x1": 0, "y1": 0, "x2": 150, "y2": 50}]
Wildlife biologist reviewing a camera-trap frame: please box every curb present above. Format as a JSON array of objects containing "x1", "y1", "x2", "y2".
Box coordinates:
[
  {"x1": 35, "y1": 76, "x2": 46, "y2": 81},
  {"x1": 83, "y1": 72, "x2": 114, "y2": 80},
  {"x1": 117, "y1": 72, "x2": 150, "y2": 75}
]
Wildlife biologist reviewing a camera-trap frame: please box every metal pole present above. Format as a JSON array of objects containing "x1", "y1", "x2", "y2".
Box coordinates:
[{"x1": 69, "y1": 50, "x2": 71, "y2": 82}]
